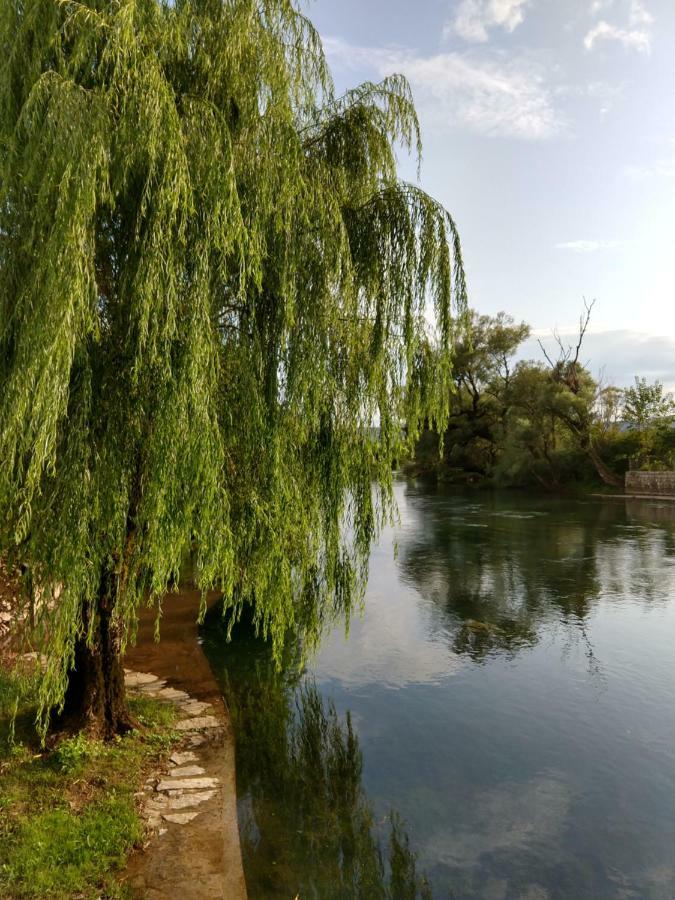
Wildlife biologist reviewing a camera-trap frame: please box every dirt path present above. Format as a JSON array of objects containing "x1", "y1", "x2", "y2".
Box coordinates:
[{"x1": 121, "y1": 589, "x2": 247, "y2": 900}]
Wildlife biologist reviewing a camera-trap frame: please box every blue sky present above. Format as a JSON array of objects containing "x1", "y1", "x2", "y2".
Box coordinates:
[{"x1": 308, "y1": 0, "x2": 675, "y2": 387}]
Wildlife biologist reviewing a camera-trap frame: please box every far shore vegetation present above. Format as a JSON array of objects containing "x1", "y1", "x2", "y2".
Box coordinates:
[{"x1": 407, "y1": 305, "x2": 675, "y2": 491}]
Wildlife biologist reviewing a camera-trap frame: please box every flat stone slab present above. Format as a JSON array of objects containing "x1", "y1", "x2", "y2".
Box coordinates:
[
  {"x1": 169, "y1": 765, "x2": 206, "y2": 778},
  {"x1": 144, "y1": 790, "x2": 216, "y2": 816},
  {"x1": 138, "y1": 680, "x2": 167, "y2": 692},
  {"x1": 125, "y1": 671, "x2": 159, "y2": 687},
  {"x1": 179, "y1": 701, "x2": 211, "y2": 716},
  {"x1": 174, "y1": 715, "x2": 221, "y2": 731},
  {"x1": 164, "y1": 790, "x2": 216, "y2": 810},
  {"x1": 156, "y1": 777, "x2": 219, "y2": 792},
  {"x1": 143, "y1": 794, "x2": 173, "y2": 818},
  {"x1": 162, "y1": 811, "x2": 200, "y2": 825},
  {"x1": 156, "y1": 687, "x2": 191, "y2": 702},
  {"x1": 169, "y1": 751, "x2": 198, "y2": 766}
]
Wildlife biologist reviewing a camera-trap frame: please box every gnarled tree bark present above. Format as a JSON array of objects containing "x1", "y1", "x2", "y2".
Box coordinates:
[{"x1": 56, "y1": 570, "x2": 136, "y2": 740}]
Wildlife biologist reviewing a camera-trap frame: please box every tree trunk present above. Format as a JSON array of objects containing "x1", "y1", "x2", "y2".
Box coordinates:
[
  {"x1": 562, "y1": 415, "x2": 624, "y2": 490},
  {"x1": 56, "y1": 571, "x2": 136, "y2": 740},
  {"x1": 587, "y1": 444, "x2": 624, "y2": 489}
]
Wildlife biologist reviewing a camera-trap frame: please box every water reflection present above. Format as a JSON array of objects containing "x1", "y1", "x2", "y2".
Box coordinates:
[
  {"x1": 204, "y1": 486, "x2": 675, "y2": 900},
  {"x1": 398, "y1": 489, "x2": 675, "y2": 663},
  {"x1": 203, "y1": 614, "x2": 434, "y2": 899}
]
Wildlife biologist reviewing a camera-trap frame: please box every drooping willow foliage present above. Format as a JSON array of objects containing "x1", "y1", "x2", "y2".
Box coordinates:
[{"x1": 0, "y1": 0, "x2": 466, "y2": 729}]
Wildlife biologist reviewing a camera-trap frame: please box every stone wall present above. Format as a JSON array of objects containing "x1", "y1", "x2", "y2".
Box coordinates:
[{"x1": 625, "y1": 471, "x2": 675, "y2": 496}]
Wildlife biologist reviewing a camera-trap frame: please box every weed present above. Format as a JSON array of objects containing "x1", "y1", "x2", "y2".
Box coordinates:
[
  {"x1": 0, "y1": 669, "x2": 181, "y2": 898},
  {"x1": 52, "y1": 732, "x2": 99, "y2": 774}
]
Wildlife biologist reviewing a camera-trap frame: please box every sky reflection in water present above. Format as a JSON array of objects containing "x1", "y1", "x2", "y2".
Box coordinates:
[{"x1": 205, "y1": 483, "x2": 675, "y2": 900}]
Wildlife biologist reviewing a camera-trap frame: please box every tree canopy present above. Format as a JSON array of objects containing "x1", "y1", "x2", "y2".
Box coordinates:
[
  {"x1": 412, "y1": 307, "x2": 675, "y2": 489},
  {"x1": 623, "y1": 377, "x2": 675, "y2": 430},
  {"x1": 0, "y1": 0, "x2": 466, "y2": 733}
]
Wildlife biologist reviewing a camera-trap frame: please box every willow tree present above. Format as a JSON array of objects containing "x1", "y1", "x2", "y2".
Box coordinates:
[{"x1": 0, "y1": 0, "x2": 466, "y2": 738}]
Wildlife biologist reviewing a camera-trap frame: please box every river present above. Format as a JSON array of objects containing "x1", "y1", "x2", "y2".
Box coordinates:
[{"x1": 203, "y1": 481, "x2": 675, "y2": 899}]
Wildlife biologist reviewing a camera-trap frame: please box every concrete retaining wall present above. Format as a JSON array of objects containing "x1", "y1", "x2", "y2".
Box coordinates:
[{"x1": 625, "y1": 471, "x2": 675, "y2": 496}]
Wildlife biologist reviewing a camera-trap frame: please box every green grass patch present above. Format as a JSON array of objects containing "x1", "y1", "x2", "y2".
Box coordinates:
[{"x1": 0, "y1": 666, "x2": 180, "y2": 898}]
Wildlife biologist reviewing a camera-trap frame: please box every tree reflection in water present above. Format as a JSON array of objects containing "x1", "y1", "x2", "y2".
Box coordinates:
[
  {"x1": 397, "y1": 489, "x2": 675, "y2": 667},
  {"x1": 203, "y1": 612, "x2": 434, "y2": 899}
]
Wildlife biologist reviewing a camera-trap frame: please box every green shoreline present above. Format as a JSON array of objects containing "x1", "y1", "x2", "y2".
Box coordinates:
[{"x1": 0, "y1": 663, "x2": 181, "y2": 899}]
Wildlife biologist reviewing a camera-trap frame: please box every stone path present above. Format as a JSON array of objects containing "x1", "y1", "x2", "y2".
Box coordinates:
[
  {"x1": 122, "y1": 665, "x2": 247, "y2": 899},
  {"x1": 125, "y1": 669, "x2": 223, "y2": 836}
]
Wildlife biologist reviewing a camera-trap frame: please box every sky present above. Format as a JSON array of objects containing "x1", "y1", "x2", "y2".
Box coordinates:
[{"x1": 308, "y1": 0, "x2": 675, "y2": 387}]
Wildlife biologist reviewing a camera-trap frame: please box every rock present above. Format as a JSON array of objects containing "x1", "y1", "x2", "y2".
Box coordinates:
[
  {"x1": 169, "y1": 765, "x2": 206, "y2": 778},
  {"x1": 156, "y1": 687, "x2": 191, "y2": 702},
  {"x1": 162, "y1": 812, "x2": 199, "y2": 825},
  {"x1": 174, "y1": 715, "x2": 220, "y2": 731},
  {"x1": 163, "y1": 790, "x2": 216, "y2": 810},
  {"x1": 138, "y1": 680, "x2": 167, "y2": 693},
  {"x1": 156, "y1": 776, "x2": 219, "y2": 792},
  {"x1": 144, "y1": 798, "x2": 171, "y2": 814},
  {"x1": 179, "y1": 701, "x2": 211, "y2": 716},
  {"x1": 187, "y1": 734, "x2": 207, "y2": 747},
  {"x1": 125, "y1": 671, "x2": 159, "y2": 687},
  {"x1": 169, "y1": 751, "x2": 198, "y2": 766}
]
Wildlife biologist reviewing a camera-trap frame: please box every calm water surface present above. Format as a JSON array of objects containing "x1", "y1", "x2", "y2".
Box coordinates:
[{"x1": 203, "y1": 482, "x2": 675, "y2": 900}]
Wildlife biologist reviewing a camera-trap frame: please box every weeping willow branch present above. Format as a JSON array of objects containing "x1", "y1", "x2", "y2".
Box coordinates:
[{"x1": 0, "y1": 0, "x2": 467, "y2": 736}]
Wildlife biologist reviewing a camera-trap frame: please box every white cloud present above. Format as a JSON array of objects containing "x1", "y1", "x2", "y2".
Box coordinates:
[
  {"x1": 521, "y1": 330, "x2": 675, "y2": 389},
  {"x1": 424, "y1": 770, "x2": 572, "y2": 869},
  {"x1": 324, "y1": 37, "x2": 564, "y2": 141},
  {"x1": 584, "y1": 20, "x2": 650, "y2": 52},
  {"x1": 629, "y1": 0, "x2": 653, "y2": 26},
  {"x1": 448, "y1": 0, "x2": 532, "y2": 44},
  {"x1": 584, "y1": 0, "x2": 653, "y2": 53},
  {"x1": 555, "y1": 240, "x2": 622, "y2": 252}
]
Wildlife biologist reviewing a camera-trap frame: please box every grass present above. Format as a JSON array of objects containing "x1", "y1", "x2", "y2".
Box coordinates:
[{"x1": 0, "y1": 666, "x2": 180, "y2": 899}]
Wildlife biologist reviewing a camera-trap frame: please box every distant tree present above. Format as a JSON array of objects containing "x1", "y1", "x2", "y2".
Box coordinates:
[
  {"x1": 452, "y1": 311, "x2": 531, "y2": 413},
  {"x1": 622, "y1": 377, "x2": 675, "y2": 467},
  {"x1": 435, "y1": 311, "x2": 529, "y2": 476},
  {"x1": 501, "y1": 362, "x2": 567, "y2": 488},
  {"x1": 623, "y1": 377, "x2": 675, "y2": 430},
  {"x1": 0, "y1": 0, "x2": 465, "y2": 737},
  {"x1": 538, "y1": 301, "x2": 623, "y2": 487},
  {"x1": 595, "y1": 385, "x2": 624, "y2": 431}
]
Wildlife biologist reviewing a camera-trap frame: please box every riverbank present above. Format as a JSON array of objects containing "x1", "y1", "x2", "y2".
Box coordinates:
[
  {"x1": 122, "y1": 589, "x2": 247, "y2": 899},
  {"x1": 0, "y1": 659, "x2": 180, "y2": 898},
  {"x1": 399, "y1": 460, "x2": 622, "y2": 498},
  {"x1": 0, "y1": 572, "x2": 246, "y2": 899}
]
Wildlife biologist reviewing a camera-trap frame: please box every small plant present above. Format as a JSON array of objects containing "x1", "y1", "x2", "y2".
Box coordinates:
[{"x1": 53, "y1": 733, "x2": 97, "y2": 774}]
